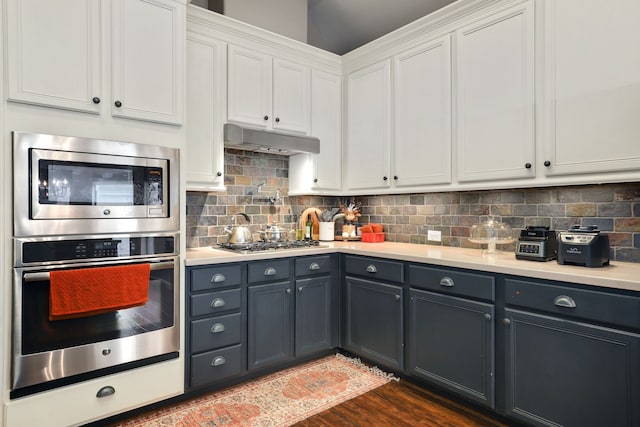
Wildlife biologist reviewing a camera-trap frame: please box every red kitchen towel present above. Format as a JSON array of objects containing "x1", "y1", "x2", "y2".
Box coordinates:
[{"x1": 49, "y1": 263, "x2": 150, "y2": 321}]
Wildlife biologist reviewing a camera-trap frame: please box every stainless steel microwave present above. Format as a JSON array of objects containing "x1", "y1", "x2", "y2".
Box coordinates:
[{"x1": 13, "y1": 132, "x2": 179, "y2": 237}]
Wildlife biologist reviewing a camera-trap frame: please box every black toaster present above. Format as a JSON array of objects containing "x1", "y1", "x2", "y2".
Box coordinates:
[
  {"x1": 557, "y1": 225, "x2": 610, "y2": 268},
  {"x1": 515, "y1": 226, "x2": 558, "y2": 261}
]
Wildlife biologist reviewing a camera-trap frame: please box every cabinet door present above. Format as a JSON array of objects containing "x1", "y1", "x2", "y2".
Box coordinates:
[
  {"x1": 394, "y1": 36, "x2": 451, "y2": 187},
  {"x1": 344, "y1": 276, "x2": 403, "y2": 370},
  {"x1": 346, "y1": 60, "x2": 391, "y2": 191},
  {"x1": 504, "y1": 308, "x2": 640, "y2": 427},
  {"x1": 111, "y1": 0, "x2": 185, "y2": 125},
  {"x1": 247, "y1": 282, "x2": 294, "y2": 371},
  {"x1": 311, "y1": 70, "x2": 342, "y2": 191},
  {"x1": 456, "y1": 2, "x2": 535, "y2": 182},
  {"x1": 273, "y1": 58, "x2": 310, "y2": 134},
  {"x1": 6, "y1": 0, "x2": 101, "y2": 113},
  {"x1": 295, "y1": 276, "x2": 332, "y2": 357},
  {"x1": 408, "y1": 289, "x2": 494, "y2": 408},
  {"x1": 185, "y1": 34, "x2": 226, "y2": 191},
  {"x1": 227, "y1": 45, "x2": 271, "y2": 128},
  {"x1": 542, "y1": 0, "x2": 640, "y2": 176}
]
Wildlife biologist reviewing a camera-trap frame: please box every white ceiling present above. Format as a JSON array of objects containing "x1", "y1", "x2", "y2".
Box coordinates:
[{"x1": 307, "y1": 0, "x2": 458, "y2": 55}]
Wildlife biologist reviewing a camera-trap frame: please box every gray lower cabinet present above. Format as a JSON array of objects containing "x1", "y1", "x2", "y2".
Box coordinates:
[
  {"x1": 504, "y1": 278, "x2": 640, "y2": 427},
  {"x1": 247, "y1": 280, "x2": 294, "y2": 370},
  {"x1": 409, "y1": 289, "x2": 495, "y2": 408},
  {"x1": 343, "y1": 255, "x2": 404, "y2": 370},
  {"x1": 186, "y1": 263, "x2": 245, "y2": 389},
  {"x1": 295, "y1": 275, "x2": 332, "y2": 357},
  {"x1": 407, "y1": 264, "x2": 496, "y2": 408}
]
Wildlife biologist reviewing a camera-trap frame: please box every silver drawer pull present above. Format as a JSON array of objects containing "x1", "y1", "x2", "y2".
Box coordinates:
[
  {"x1": 211, "y1": 273, "x2": 226, "y2": 283},
  {"x1": 554, "y1": 295, "x2": 576, "y2": 308},
  {"x1": 211, "y1": 298, "x2": 225, "y2": 308},
  {"x1": 309, "y1": 262, "x2": 320, "y2": 271},
  {"x1": 211, "y1": 356, "x2": 226, "y2": 367},
  {"x1": 366, "y1": 264, "x2": 377, "y2": 273},
  {"x1": 439, "y1": 277, "x2": 454, "y2": 287},
  {"x1": 210, "y1": 323, "x2": 225, "y2": 333},
  {"x1": 264, "y1": 267, "x2": 277, "y2": 276}
]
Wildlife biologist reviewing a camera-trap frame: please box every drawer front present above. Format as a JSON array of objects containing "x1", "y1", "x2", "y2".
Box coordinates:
[
  {"x1": 295, "y1": 255, "x2": 332, "y2": 277},
  {"x1": 345, "y1": 255, "x2": 404, "y2": 284},
  {"x1": 248, "y1": 259, "x2": 290, "y2": 283},
  {"x1": 191, "y1": 313, "x2": 242, "y2": 353},
  {"x1": 505, "y1": 278, "x2": 640, "y2": 330},
  {"x1": 409, "y1": 265, "x2": 495, "y2": 302},
  {"x1": 191, "y1": 288, "x2": 241, "y2": 317},
  {"x1": 190, "y1": 344, "x2": 242, "y2": 388},
  {"x1": 191, "y1": 264, "x2": 242, "y2": 292}
]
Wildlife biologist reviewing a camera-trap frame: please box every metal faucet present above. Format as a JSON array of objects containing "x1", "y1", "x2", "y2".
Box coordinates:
[{"x1": 269, "y1": 190, "x2": 281, "y2": 205}]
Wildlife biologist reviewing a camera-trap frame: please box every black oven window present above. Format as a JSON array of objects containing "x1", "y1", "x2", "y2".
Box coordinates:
[
  {"x1": 21, "y1": 267, "x2": 174, "y2": 354},
  {"x1": 37, "y1": 160, "x2": 163, "y2": 206}
]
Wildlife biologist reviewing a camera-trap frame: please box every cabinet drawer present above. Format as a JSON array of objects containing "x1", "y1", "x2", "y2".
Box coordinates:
[
  {"x1": 190, "y1": 344, "x2": 242, "y2": 388},
  {"x1": 409, "y1": 265, "x2": 495, "y2": 302},
  {"x1": 248, "y1": 259, "x2": 290, "y2": 283},
  {"x1": 191, "y1": 288, "x2": 241, "y2": 317},
  {"x1": 191, "y1": 264, "x2": 242, "y2": 292},
  {"x1": 505, "y1": 278, "x2": 640, "y2": 330},
  {"x1": 191, "y1": 313, "x2": 242, "y2": 353},
  {"x1": 345, "y1": 255, "x2": 404, "y2": 283},
  {"x1": 296, "y1": 255, "x2": 332, "y2": 277}
]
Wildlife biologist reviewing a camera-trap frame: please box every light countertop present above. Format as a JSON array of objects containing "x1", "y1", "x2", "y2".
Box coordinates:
[{"x1": 186, "y1": 241, "x2": 640, "y2": 292}]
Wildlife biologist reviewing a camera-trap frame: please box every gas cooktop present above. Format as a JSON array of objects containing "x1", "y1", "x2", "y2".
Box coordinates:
[{"x1": 217, "y1": 240, "x2": 324, "y2": 253}]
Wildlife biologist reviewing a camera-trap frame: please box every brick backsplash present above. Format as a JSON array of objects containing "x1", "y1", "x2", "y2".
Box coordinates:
[{"x1": 186, "y1": 149, "x2": 640, "y2": 263}]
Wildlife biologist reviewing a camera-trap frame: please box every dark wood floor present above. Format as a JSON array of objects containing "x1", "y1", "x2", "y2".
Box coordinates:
[{"x1": 295, "y1": 379, "x2": 513, "y2": 427}]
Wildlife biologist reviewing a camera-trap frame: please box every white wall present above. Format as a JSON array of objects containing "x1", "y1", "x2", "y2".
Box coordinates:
[{"x1": 224, "y1": 0, "x2": 308, "y2": 43}]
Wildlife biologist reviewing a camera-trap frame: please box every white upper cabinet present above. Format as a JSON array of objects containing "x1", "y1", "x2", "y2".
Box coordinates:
[
  {"x1": 6, "y1": 0, "x2": 101, "y2": 113},
  {"x1": 455, "y1": 1, "x2": 535, "y2": 183},
  {"x1": 310, "y1": 70, "x2": 342, "y2": 192},
  {"x1": 273, "y1": 58, "x2": 310, "y2": 134},
  {"x1": 111, "y1": 0, "x2": 185, "y2": 125},
  {"x1": 6, "y1": 0, "x2": 185, "y2": 126},
  {"x1": 227, "y1": 45, "x2": 310, "y2": 134},
  {"x1": 345, "y1": 60, "x2": 391, "y2": 191},
  {"x1": 393, "y1": 35, "x2": 452, "y2": 187},
  {"x1": 185, "y1": 34, "x2": 226, "y2": 191},
  {"x1": 541, "y1": 0, "x2": 640, "y2": 176}
]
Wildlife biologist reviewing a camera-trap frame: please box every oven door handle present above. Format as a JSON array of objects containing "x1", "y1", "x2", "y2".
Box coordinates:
[{"x1": 22, "y1": 261, "x2": 175, "y2": 283}]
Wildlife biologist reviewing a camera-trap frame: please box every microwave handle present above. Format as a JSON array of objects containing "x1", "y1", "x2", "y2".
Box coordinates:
[{"x1": 22, "y1": 261, "x2": 174, "y2": 283}]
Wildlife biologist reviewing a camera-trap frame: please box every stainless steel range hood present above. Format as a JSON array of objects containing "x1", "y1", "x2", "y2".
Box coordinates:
[{"x1": 223, "y1": 123, "x2": 320, "y2": 155}]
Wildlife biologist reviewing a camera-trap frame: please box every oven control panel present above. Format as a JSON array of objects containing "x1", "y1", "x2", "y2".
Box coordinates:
[{"x1": 18, "y1": 235, "x2": 176, "y2": 264}]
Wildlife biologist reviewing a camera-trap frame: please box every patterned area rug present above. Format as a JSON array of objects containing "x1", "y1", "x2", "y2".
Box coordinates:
[{"x1": 117, "y1": 354, "x2": 397, "y2": 426}]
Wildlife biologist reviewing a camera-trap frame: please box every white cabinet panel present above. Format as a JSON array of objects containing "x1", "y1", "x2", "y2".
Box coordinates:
[
  {"x1": 185, "y1": 34, "x2": 226, "y2": 191},
  {"x1": 394, "y1": 35, "x2": 452, "y2": 187},
  {"x1": 346, "y1": 60, "x2": 391, "y2": 191},
  {"x1": 310, "y1": 70, "x2": 342, "y2": 191},
  {"x1": 456, "y1": 2, "x2": 535, "y2": 183},
  {"x1": 112, "y1": 0, "x2": 185, "y2": 125},
  {"x1": 542, "y1": 0, "x2": 640, "y2": 176},
  {"x1": 6, "y1": 0, "x2": 101, "y2": 113},
  {"x1": 227, "y1": 45, "x2": 271, "y2": 128},
  {"x1": 273, "y1": 58, "x2": 310, "y2": 134}
]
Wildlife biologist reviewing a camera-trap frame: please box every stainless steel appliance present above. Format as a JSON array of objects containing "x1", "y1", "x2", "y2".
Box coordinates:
[
  {"x1": 11, "y1": 234, "x2": 179, "y2": 398},
  {"x1": 13, "y1": 131, "x2": 179, "y2": 236},
  {"x1": 11, "y1": 132, "x2": 181, "y2": 399},
  {"x1": 557, "y1": 225, "x2": 610, "y2": 267},
  {"x1": 515, "y1": 226, "x2": 558, "y2": 261}
]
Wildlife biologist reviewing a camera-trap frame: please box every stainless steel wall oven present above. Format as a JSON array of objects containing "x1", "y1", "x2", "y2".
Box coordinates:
[{"x1": 11, "y1": 132, "x2": 180, "y2": 399}]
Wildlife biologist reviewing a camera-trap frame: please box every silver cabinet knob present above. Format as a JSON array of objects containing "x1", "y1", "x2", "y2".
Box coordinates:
[
  {"x1": 211, "y1": 273, "x2": 226, "y2": 283},
  {"x1": 503, "y1": 318, "x2": 511, "y2": 326},
  {"x1": 439, "y1": 277, "x2": 454, "y2": 287},
  {"x1": 484, "y1": 313, "x2": 492, "y2": 320},
  {"x1": 298, "y1": 286, "x2": 303, "y2": 292},
  {"x1": 395, "y1": 294, "x2": 401, "y2": 301},
  {"x1": 210, "y1": 323, "x2": 225, "y2": 333},
  {"x1": 286, "y1": 288, "x2": 291, "y2": 294},
  {"x1": 211, "y1": 298, "x2": 225, "y2": 308},
  {"x1": 211, "y1": 356, "x2": 226, "y2": 367}
]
